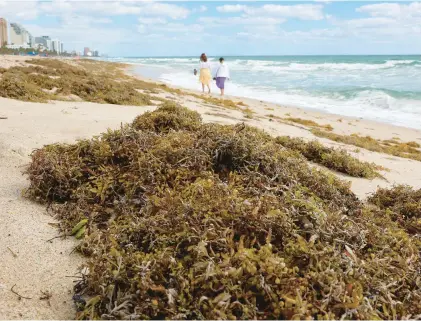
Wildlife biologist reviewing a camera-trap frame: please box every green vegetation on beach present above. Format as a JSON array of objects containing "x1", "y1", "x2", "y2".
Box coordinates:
[
  {"x1": 312, "y1": 129, "x2": 421, "y2": 162},
  {"x1": 368, "y1": 185, "x2": 421, "y2": 234},
  {"x1": 284, "y1": 117, "x2": 334, "y2": 131},
  {"x1": 276, "y1": 136, "x2": 383, "y2": 179},
  {"x1": 25, "y1": 104, "x2": 421, "y2": 320},
  {"x1": 0, "y1": 59, "x2": 152, "y2": 105}
]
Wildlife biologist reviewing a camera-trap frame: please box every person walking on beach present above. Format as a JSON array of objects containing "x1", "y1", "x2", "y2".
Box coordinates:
[
  {"x1": 214, "y1": 57, "x2": 230, "y2": 96},
  {"x1": 199, "y1": 53, "x2": 212, "y2": 94}
]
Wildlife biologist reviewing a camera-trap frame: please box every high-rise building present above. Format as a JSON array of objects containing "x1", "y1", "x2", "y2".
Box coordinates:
[
  {"x1": 84, "y1": 47, "x2": 90, "y2": 56},
  {"x1": 61, "y1": 42, "x2": 64, "y2": 53},
  {"x1": 35, "y1": 36, "x2": 46, "y2": 47},
  {"x1": 9, "y1": 23, "x2": 32, "y2": 47},
  {"x1": 0, "y1": 18, "x2": 8, "y2": 47},
  {"x1": 42, "y1": 36, "x2": 52, "y2": 51},
  {"x1": 52, "y1": 39, "x2": 61, "y2": 53}
]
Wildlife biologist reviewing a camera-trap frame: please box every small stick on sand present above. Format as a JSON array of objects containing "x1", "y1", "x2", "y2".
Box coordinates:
[
  {"x1": 40, "y1": 290, "x2": 52, "y2": 306},
  {"x1": 11, "y1": 284, "x2": 32, "y2": 300},
  {"x1": 7, "y1": 247, "x2": 18, "y2": 258},
  {"x1": 0, "y1": 116, "x2": 7, "y2": 119}
]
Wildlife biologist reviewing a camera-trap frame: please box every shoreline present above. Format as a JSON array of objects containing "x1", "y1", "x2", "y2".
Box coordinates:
[
  {"x1": 127, "y1": 64, "x2": 421, "y2": 142},
  {"x1": 128, "y1": 63, "x2": 421, "y2": 133},
  {"x1": 115, "y1": 54, "x2": 421, "y2": 130},
  {"x1": 1, "y1": 56, "x2": 421, "y2": 318}
]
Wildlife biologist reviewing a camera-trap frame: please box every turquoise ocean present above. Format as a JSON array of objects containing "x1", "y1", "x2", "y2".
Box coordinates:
[{"x1": 103, "y1": 55, "x2": 421, "y2": 129}]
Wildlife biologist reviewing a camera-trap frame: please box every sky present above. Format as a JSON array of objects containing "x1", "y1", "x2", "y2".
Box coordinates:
[{"x1": 0, "y1": 1, "x2": 420, "y2": 56}]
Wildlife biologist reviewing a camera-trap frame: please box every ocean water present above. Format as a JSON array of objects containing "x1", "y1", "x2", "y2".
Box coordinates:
[{"x1": 103, "y1": 55, "x2": 421, "y2": 129}]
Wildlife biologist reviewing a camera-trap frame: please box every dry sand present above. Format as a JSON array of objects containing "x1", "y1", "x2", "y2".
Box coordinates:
[
  {"x1": 0, "y1": 55, "x2": 33, "y2": 68},
  {"x1": 1, "y1": 56, "x2": 421, "y2": 318},
  {"x1": 0, "y1": 97, "x2": 154, "y2": 319}
]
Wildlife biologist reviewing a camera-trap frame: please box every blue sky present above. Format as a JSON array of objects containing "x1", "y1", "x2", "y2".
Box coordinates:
[{"x1": 1, "y1": 1, "x2": 420, "y2": 56}]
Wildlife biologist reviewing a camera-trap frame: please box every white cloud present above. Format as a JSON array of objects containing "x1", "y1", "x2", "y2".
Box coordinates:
[
  {"x1": 341, "y1": 17, "x2": 396, "y2": 29},
  {"x1": 92, "y1": 17, "x2": 113, "y2": 24},
  {"x1": 24, "y1": 22, "x2": 131, "y2": 49},
  {"x1": 40, "y1": 1, "x2": 142, "y2": 16},
  {"x1": 136, "y1": 22, "x2": 203, "y2": 35},
  {"x1": 59, "y1": 15, "x2": 112, "y2": 27},
  {"x1": 348, "y1": 2, "x2": 421, "y2": 38},
  {"x1": 138, "y1": 3, "x2": 190, "y2": 20},
  {"x1": 253, "y1": 4, "x2": 325, "y2": 20},
  {"x1": 285, "y1": 28, "x2": 345, "y2": 39},
  {"x1": 216, "y1": 4, "x2": 325, "y2": 20},
  {"x1": 198, "y1": 16, "x2": 285, "y2": 26},
  {"x1": 235, "y1": 27, "x2": 345, "y2": 42},
  {"x1": 243, "y1": 24, "x2": 280, "y2": 35},
  {"x1": 217, "y1": 5, "x2": 248, "y2": 13},
  {"x1": 357, "y1": 2, "x2": 421, "y2": 18},
  {"x1": 0, "y1": 0, "x2": 39, "y2": 20},
  {"x1": 138, "y1": 17, "x2": 167, "y2": 25},
  {"x1": 195, "y1": 5, "x2": 207, "y2": 13},
  {"x1": 237, "y1": 32, "x2": 249, "y2": 37},
  {"x1": 156, "y1": 23, "x2": 203, "y2": 33},
  {"x1": 137, "y1": 24, "x2": 147, "y2": 34},
  {"x1": 1, "y1": 1, "x2": 191, "y2": 20}
]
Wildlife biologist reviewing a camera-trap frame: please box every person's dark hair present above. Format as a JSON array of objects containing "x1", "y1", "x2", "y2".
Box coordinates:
[
  {"x1": 219, "y1": 57, "x2": 224, "y2": 63},
  {"x1": 200, "y1": 53, "x2": 207, "y2": 62}
]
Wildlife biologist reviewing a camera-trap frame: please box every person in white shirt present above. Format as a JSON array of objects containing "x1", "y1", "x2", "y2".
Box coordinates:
[
  {"x1": 214, "y1": 57, "x2": 230, "y2": 96},
  {"x1": 199, "y1": 53, "x2": 212, "y2": 94}
]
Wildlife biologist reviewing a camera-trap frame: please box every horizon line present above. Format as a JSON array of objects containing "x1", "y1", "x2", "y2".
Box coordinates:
[{"x1": 110, "y1": 54, "x2": 421, "y2": 58}]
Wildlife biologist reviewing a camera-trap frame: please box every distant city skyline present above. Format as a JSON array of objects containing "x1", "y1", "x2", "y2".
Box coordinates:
[
  {"x1": 0, "y1": 16, "x2": 102, "y2": 56},
  {"x1": 0, "y1": 1, "x2": 420, "y2": 56},
  {"x1": 0, "y1": 16, "x2": 67, "y2": 53}
]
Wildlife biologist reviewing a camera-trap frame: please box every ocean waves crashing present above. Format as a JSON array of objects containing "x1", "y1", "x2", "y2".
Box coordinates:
[{"x1": 105, "y1": 55, "x2": 421, "y2": 129}]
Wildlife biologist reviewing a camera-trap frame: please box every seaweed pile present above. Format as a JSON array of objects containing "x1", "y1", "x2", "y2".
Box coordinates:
[
  {"x1": 284, "y1": 118, "x2": 333, "y2": 131},
  {"x1": 26, "y1": 104, "x2": 421, "y2": 319},
  {"x1": 312, "y1": 129, "x2": 421, "y2": 162},
  {"x1": 368, "y1": 185, "x2": 421, "y2": 234},
  {"x1": 0, "y1": 59, "x2": 151, "y2": 105},
  {"x1": 275, "y1": 136, "x2": 382, "y2": 179}
]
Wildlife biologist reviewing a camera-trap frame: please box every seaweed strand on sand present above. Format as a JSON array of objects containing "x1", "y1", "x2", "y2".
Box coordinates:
[{"x1": 25, "y1": 104, "x2": 421, "y2": 320}]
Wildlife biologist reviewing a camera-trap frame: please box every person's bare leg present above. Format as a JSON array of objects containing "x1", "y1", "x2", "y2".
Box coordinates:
[
  {"x1": 202, "y1": 83, "x2": 205, "y2": 93},
  {"x1": 207, "y1": 85, "x2": 211, "y2": 94},
  {"x1": 221, "y1": 88, "x2": 224, "y2": 96}
]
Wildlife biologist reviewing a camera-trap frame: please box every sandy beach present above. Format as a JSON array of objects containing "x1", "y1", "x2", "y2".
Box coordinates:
[{"x1": 1, "y1": 56, "x2": 421, "y2": 318}]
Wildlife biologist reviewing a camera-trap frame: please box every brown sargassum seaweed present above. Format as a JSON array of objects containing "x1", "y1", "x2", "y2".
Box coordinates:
[{"x1": 26, "y1": 103, "x2": 421, "y2": 320}]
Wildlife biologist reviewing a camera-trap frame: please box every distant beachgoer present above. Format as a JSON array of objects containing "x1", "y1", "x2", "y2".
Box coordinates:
[
  {"x1": 199, "y1": 53, "x2": 211, "y2": 94},
  {"x1": 214, "y1": 57, "x2": 230, "y2": 96},
  {"x1": 193, "y1": 68, "x2": 197, "y2": 76}
]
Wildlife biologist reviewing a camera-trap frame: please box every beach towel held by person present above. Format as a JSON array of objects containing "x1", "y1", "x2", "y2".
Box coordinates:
[
  {"x1": 215, "y1": 57, "x2": 230, "y2": 96},
  {"x1": 199, "y1": 53, "x2": 212, "y2": 94}
]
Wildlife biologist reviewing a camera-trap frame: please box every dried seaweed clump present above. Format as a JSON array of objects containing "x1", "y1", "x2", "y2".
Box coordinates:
[
  {"x1": 312, "y1": 129, "x2": 421, "y2": 162},
  {"x1": 132, "y1": 101, "x2": 202, "y2": 133},
  {"x1": 26, "y1": 105, "x2": 421, "y2": 320},
  {"x1": 0, "y1": 72, "x2": 48, "y2": 102},
  {"x1": 276, "y1": 136, "x2": 382, "y2": 179},
  {"x1": 368, "y1": 185, "x2": 421, "y2": 234},
  {"x1": 0, "y1": 59, "x2": 152, "y2": 106},
  {"x1": 284, "y1": 117, "x2": 333, "y2": 131}
]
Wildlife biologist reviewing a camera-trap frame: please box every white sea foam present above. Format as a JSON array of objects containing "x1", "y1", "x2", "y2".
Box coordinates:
[
  {"x1": 158, "y1": 68, "x2": 421, "y2": 129},
  {"x1": 229, "y1": 60, "x2": 418, "y2": 73}
]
